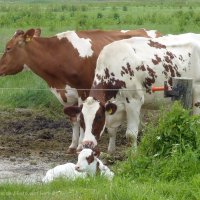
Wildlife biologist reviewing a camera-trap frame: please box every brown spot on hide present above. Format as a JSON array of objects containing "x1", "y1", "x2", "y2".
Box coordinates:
[
  {"x1": 164, "y1": 55, "x2": 173, "y2": 64},
  {"x1": 93, "y1": 75, "x2": 126, "y2": 102},
  {"x1": 136, "y1": 64, "x2": 146, "y2": 71},
  {"x1": 148, "y1": 40, "x2": 166, "y2": 49},
  {"x1": 86, "y1": 152, "x2": 94, "y2": 164},
  {"x1": 111, "y1": 72, "x2": 115, "y2": 76},
  {"x1": 166, "y1": 51, "x2": 175, "y2": 59},
  {"x1": 80, "y1": 113, "x2": 85, "y2": 131},
  {"x1": 92, "y1": 103, "x2": 105, "y2": 140},
  {"x1": 143, "y1": 66, "x2": 157, "y2": 94},
  {"x1": 104, "y1": 68, "x2": 110, "y2": 79},
  {"x1": 121, "y1": 63, "x2": 134, "y2": 77},
  {"x1": 152, "y1": 54, "x2": 161, "y2": 65}
]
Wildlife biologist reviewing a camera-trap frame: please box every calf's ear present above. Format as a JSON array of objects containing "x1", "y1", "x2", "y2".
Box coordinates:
[
  {"x1": 105, "y1": 102, "x2": 117, "y2": 115},
  {"x1": 64, "y1": 106, "x2": 82, "y2": 117},
  {"x1": 93, "y1": 147, "x2": 100, "y2": 158}
]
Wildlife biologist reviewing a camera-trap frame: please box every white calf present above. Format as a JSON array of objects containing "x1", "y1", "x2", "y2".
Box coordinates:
[{"x1": 75, "y1": 148, "x2": 114, "y2": 180}]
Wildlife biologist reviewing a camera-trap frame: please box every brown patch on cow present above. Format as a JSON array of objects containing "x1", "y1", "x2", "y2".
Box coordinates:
[
  {"x1": 188, "y1": 52, "x2": 191, "y2": 57},
  {"x1": 143, "y1": 66, "x2": 157, "y2": 94},
  {"x1": 92, "y1": 73, "x2": 126, "y2": 102},
  {"x1": 164, "y1": 55, "x2": 173, "y2": 65},
  {"x1": 194, "y1": 102, "x2": 200, "y2": 108},
  {"x1": 111, "y1": 72, "x2": 115, "y2": 76},
  {"x1": 148, "y1": 40, "x2": 166, "y2": 49},
  {"x1": 80, "y1": 113, "x2": 85, "y2": 131},
  {"x1": 96, "y1": 74, "x2": 101, "y2": 81},
  {"x1": 163, "y1": 63, "x2": 181, "y2": 86},
  {"x1": 136, "y1": 64, "x2": 146, "y2": 71},
  {"x1": 121, "y1": 63, "x2": 134, "y2": 77},
  {"x1": 166, "y1": 51, "x2": 175, "y2": 59},
  {"x1": 86, "y1": 152, "x2": 94, "y2": 164},
  {"x1": 104, "y1": 68, "x2": 110, "y2": 79},
  {"x1": 126, "y1": 97, "x2": 130, "y2": 103},
  {"x1": 179, "y1": 55, "x2": 183, "y2": 61},
  {"x1": 92, "y1": 103, "x2": 106, "y2": 140},
  {"x1": 152, "y1": 54, "x2": 161, "y2": 65}
]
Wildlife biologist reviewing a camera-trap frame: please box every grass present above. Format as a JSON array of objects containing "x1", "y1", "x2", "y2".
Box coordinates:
[
  {"x1": 0, "y1": 1, "x2": 200, "y2": 199},
  {"x1": 0, "y1": 176, "x2": 199, "y2": 200},
  {"x1": 0, "y1": 104, "x2": 199, "y2": 199}
]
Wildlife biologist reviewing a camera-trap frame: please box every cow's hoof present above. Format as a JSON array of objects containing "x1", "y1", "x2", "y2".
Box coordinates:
[{"x1": 66, "y1": 148, "x2": 76, "y2": 154}]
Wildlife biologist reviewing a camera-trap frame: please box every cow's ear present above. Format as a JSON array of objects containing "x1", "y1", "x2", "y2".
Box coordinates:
[
  {"x1": 23, "y1": 29, "x2": 35, "y2": 43},
  {"x1": 93, "y1": 147, "x2": 100, "y2": 158},
  {"x1": 64, "y1": 106, "x2": 82, "y2": 117},
  {"x1": 34, "y1": 28, "x2": 41, "y2": 37},
  {"x1": 105, "y1": 102, "x2": 117, "y2": 115}
]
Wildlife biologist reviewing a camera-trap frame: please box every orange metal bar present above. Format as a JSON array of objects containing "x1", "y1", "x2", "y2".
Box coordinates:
[{"x1": 152, "y1": 86, "x2": 165, "y2": 92}]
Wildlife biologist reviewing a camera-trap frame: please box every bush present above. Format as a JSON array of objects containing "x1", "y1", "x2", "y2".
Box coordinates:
[
  {"x1": 140, "y1": 102, "x2": 200, "y2": 157},
  {"x1": 118, "y1": 102, "x2": 200, "y2": 181}
]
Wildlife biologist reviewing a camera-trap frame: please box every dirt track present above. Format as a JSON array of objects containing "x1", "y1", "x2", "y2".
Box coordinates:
[{"x1": 0, "y1": 108, "x2": 128, "y2": 183}]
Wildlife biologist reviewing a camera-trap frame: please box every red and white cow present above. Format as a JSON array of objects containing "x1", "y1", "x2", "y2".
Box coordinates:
[
  {"x1": 0, "y1": 28, "x2": 161, "y2": 153},
  {"x1": 65, "y1": 33, "x2": 200, "y2": 153}
]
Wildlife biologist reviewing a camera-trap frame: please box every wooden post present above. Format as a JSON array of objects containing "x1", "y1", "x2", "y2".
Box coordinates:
[{"x1": 171, "y1": 77, "x2": 193, "y2": 111}]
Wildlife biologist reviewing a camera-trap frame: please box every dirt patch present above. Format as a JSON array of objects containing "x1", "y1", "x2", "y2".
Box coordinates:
[{"x1": 0, "y1": 108, "x2": 128, "y2": 183}]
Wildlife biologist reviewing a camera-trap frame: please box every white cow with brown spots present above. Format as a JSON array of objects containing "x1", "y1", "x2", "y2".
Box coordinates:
[{"x1": 65, "y1": 33, "x2": 200, "y2": 154}]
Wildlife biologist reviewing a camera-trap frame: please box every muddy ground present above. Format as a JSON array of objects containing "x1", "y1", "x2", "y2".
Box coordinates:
[{"x1": 0, "y1": 108, "x2": 130, "y2": 183}]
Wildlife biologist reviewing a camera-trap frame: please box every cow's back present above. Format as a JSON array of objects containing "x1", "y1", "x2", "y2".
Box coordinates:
[{"x1": 94, "y1": 33, "x2": 200, "y2": 106}]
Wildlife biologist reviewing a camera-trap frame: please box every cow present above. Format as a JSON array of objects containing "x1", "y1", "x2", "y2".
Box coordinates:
[
  {"x1": 64, "y1": 33, "x2": 200, "y2": 154},
  {"x1": 42, "y1": 148, "x2": 114, "y2": 182},
  {"x1": 0, "y1": 28, "x2": 161, "y2": 153}
]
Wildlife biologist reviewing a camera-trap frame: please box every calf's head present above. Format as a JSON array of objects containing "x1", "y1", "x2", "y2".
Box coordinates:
[
  {"x1": 64, "y1": 96, "x2": 117, "y2": 149},
  {"x1": 75, "y1": 148, "x2": 100, "y2": 174},
  {"x1": 0, "y1": 28, "x2": 41, "y2": 76}
]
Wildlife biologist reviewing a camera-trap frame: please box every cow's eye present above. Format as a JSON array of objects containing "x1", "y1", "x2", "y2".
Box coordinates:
[{"x1": 6, "y1": 47, "x2": 11, "y2": 52}]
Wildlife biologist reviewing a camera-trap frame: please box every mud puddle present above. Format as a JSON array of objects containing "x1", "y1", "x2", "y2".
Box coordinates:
[{"x1": 0, "y1": 108, "x2": 128, "y2": 183}]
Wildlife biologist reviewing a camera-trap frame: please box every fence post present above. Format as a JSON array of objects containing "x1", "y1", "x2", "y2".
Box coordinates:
[{"x1": 171, "y1": 77, "x2": 193, "y2": 111}]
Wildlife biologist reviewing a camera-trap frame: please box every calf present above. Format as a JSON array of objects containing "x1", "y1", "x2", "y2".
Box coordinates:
[
  {"x1": 43, "y1": 149, "x2": 114, "y2": 182},
  {"x1": 65, "y1": 33, "x2": 200, "y2": 153},
  {"x1": 75, "y1": 148, "x2": 114, "y2": 180}
]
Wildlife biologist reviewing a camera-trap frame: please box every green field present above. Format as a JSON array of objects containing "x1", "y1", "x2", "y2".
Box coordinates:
[
  {"x1": 1, "y1": 0, "x2": 200, "y2": 110},
  {"x1": 0, "y1": 1, "x2": 200, "y2": 199}
]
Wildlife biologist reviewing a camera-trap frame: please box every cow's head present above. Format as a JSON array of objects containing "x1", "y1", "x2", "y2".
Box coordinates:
[
  {"x1": 64, "y1": 96, "x2": 117, "y2": 149},
  {"x1": 0, "y1": 28, "x2": 41, "y2": 76}
]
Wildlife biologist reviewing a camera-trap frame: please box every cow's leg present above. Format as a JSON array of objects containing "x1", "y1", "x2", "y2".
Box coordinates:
[
  {"x1": 107, "y1": 127, "x2": 117, "y2": 154},
  {"x1": 67, "y1": 117, "x2": 80, "y2": 154},
  {"x1": 193, "y1": 84, "x2": 200, "y2": 114},
  {"x1": 125, "y1": 98, "x2": 143, "y2": 148},
  {"x1": 76, "y1": 127, "x2": 84, "y2": 152}
]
